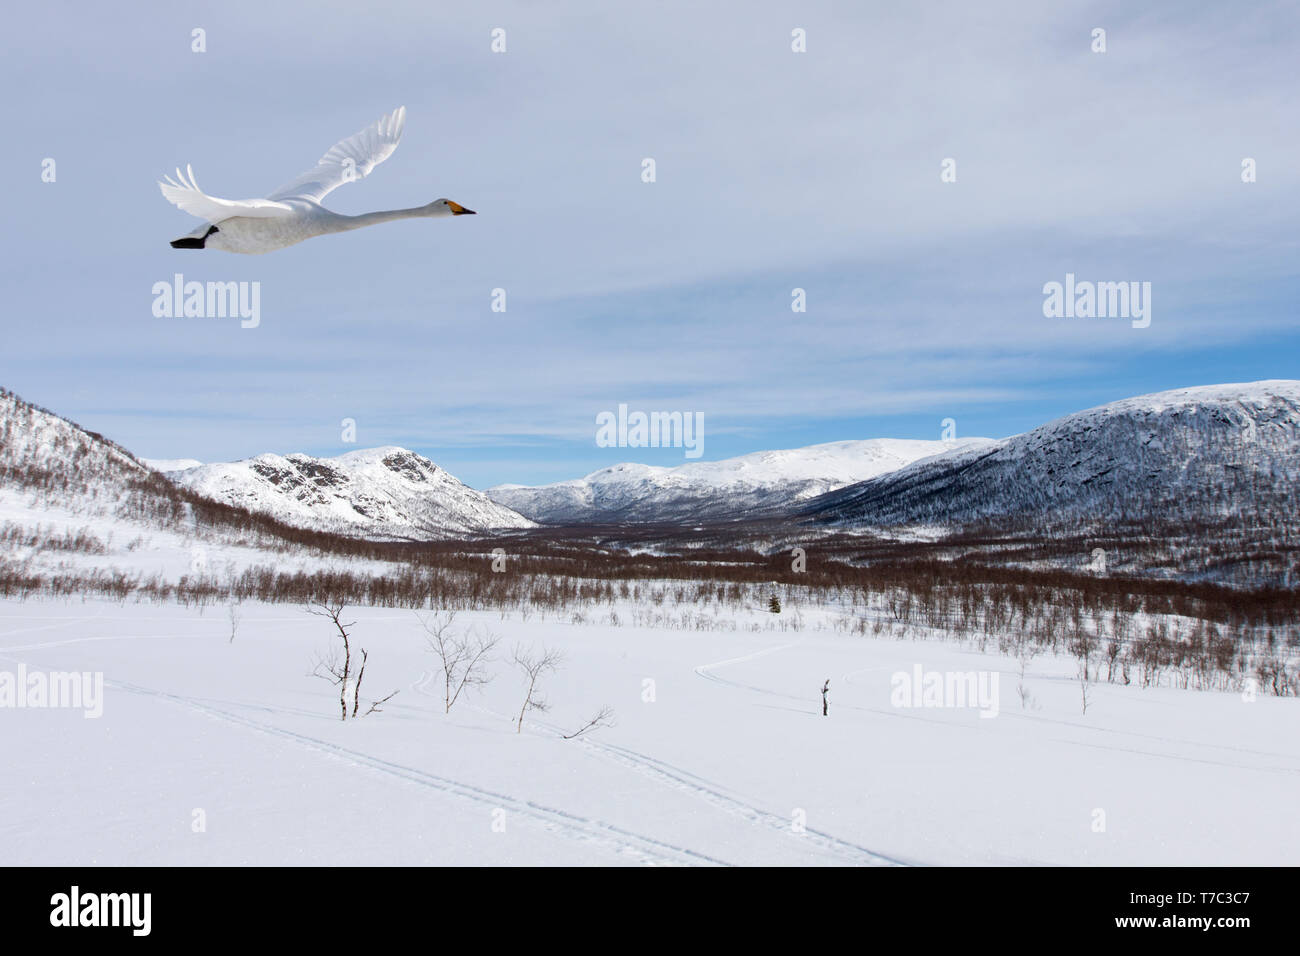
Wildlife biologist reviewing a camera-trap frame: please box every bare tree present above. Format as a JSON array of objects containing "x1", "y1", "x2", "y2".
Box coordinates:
[
  {"x1": 562, "y1": 705, "x2": 615, "y2": 739},
  {"x1": 1004, "y1": 632, "x2": 1042, "y2": 709},
  {"x1": 307, "y1": 603, "x2": 397, "y2": 720},
  {"x1": 352, "y1": 647, "x2": 399, "y2": 716},
  {"x1": 821, "y1": 678, "x2": 830, "y2": 716},
  {"x1": 511, "y1": 643, "x2": 564, "y2": 733},
  {"x1": 352, "y1": 647, "x2": 368, "y2": 717},
  {"x1": 417, "y1": 610, "x2": 499, "y2": 713},
  {"x1": 227, "y1": 602, "x2": 241, "y2": 644},
  {"x1": 308, "y1": 603, "x2": 354, "y2": 720},
  {"x1": 1104, "y1": 637, "x2": 1122, "y2": 683},
  {"x1": 1073, "y1": 630, "x2": 1098, "y2": 714}
]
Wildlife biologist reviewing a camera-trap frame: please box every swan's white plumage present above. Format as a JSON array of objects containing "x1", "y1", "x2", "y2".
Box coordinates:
[
  {"x1": 267, "y1": 106, "x2": 407, "y2": 204},
  {"x1": 159, "y1": 165, "x2": 294, "y2": 221},
  {"x1": 158, "y1": 106, "x2": 469, "y2": 255}
]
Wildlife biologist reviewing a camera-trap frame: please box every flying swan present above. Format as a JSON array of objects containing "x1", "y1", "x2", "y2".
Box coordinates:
[{"x1": 159, "y1": 106, "x2": 474, "y2": 254}]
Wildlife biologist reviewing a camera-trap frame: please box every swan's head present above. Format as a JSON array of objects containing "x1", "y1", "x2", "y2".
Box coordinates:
[{"x1": 430, "y1": 198, "x2": 476, "y2": 217}]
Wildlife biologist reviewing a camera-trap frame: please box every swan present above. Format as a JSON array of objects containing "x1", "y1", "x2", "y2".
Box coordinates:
[{"x1": 159, "y1": 106, "x2": 474, "y2": 254}]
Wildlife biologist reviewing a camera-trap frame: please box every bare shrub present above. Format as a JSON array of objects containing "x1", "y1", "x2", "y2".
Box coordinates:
[
  {"x1": 307, "y1": 603, "x2": 397, "y2": 719},
  {"x1": 511, "y1": 643, "x2": 563, "y2": 733},
  {"x1": 562, "y1": 705, "x2": 615, "y2": 739},
  {"x1": 417, "y1": 610, "x2": 499, "y2": 713}
]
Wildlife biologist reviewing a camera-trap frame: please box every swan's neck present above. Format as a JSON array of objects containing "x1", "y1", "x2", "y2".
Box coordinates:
[{"x1": 325, "y1": 205, "x2": 447, "y2": 232}]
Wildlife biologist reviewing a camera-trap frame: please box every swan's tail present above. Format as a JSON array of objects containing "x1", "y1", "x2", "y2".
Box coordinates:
[{"x1": 170, "y1": 224, "x2": 218, "y2": 249}]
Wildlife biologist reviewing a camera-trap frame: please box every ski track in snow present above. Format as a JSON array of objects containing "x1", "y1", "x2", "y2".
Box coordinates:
[
  {"x1": 11, "y1": 610, "x2": 1293, "y2": 865},
  {"x1": 0, "y1": 612, "x2": 106, "y2": 641},
  {"x1": 428, "y1": 641, "x2": 902, "y2": 865},
  {"x1": 574, "y1": 737, "x2": 909, "y2": 866},
  {"x1": 108, "y1": 677, "x2": 732, "y2": 868},
  {"x1": 0, "y1": 613, "x2": 729, "y2": 866},
  {"x1": 695, "y1": 636, "x2": 1300, "y2": 778},
  {"x1": 427, "y1": 672, "x2": 909, "y2": 868},
  {"x1": 693, "y1": 643, "x2": 804, "y2": 698}
]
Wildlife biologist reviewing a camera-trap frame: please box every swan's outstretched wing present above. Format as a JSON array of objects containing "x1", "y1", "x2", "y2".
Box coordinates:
[
  {"x1": 266, "y1": 106, "x2": 407, "y2": 205},
  {"x1": 158, "y1": 165, "x2": 295, "y2": 222}
]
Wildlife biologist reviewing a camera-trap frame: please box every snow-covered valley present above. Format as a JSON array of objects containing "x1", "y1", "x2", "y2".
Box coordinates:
[
  {"x1": 3, "y1": 595, "x2": 1294, "y2": 867},
  {"x1": 2, "y1": 382, "x2": 1298, "y2": 869}
]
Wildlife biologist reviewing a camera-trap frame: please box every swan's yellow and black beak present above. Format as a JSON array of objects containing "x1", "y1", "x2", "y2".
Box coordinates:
[{"x1": 447, "y1": 201, "x2": 476, "y2": 216}]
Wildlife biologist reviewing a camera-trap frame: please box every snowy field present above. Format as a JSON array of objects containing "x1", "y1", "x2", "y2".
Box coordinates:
[{"x1": 1, "y1": 596, "x2": 1295, "y2": 867}]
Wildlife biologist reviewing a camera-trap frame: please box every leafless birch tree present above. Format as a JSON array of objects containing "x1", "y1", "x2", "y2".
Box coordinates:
[
  {"x1": 417, "y1": 610, "x2": 499, "y2": 713},
  {"x1": 562, "y1": 705, "x2": 615, "y2": 739},
  {"x1": 511, "y1": 643, "x2": 563, "y2": 733},
  {"x1": 308, "y1": 602, "x2": 397, "y2": 720}
]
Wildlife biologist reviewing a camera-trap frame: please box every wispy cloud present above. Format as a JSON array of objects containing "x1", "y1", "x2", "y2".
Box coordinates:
[{"x1": 3, "y1": 0, "x2": 1297, "y2": 486}]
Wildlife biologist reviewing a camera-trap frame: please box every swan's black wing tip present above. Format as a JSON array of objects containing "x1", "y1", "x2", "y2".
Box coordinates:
[{"x1": 169, "y1": 225, "x2": 218, "y2": 249}]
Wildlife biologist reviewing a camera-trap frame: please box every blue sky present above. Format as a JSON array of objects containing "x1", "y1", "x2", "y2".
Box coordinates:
[{"x1": 2, "y1": 0, "x2": 1297, "y2": 488}]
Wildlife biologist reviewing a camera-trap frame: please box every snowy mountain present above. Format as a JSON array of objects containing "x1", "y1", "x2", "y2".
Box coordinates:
[
  {"x1": 806, "y1": 381, "x2": 1300, "y2": 531},
  {"x1": 161, "y1": 446, "x2": 534, "y2": 540},
  {"x1": 1, "y1": 386, "x2": 157, "y2": 516},
  {"x1": 488, "y1": 438, "x2": 992, "y2": 524},
  {"x1": 141, "y1": 457, "x2": 203, "y2": 473},
  {"x1": 0, "y1": 387, "x2": 326, "y2": 589}
]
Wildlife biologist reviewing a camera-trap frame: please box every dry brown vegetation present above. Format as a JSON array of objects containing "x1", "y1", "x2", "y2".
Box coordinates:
[{"x1": 2, "y1": 385, "x2": 1297, "y2": 695}]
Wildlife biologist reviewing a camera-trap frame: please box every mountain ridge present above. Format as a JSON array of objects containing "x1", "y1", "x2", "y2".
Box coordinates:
[
  {"x1": 488, "y1": 437, "x2": 993, "y2": 524},
  {"x1": 159, "y1": 445, "x2": 534, "y2": 541},
  {"x1": 804, "y1": 379, "x2": 1300, "y2": 534}
]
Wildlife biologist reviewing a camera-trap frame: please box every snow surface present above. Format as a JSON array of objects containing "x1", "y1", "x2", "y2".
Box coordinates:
[
  {"x1": 4, "y1": 383, "x2": 1298, "y2": 867},
  {"x1": 489, "y1": 438, "x2": 994, "y2": 523},
  {"x1": 141, "y1": 458, "x2": 202, "y2": 473},
  {"x1": 163, "y1": 446, "x2": 534, "y2": 540},
  {"x1": 809, "y1": 379, "x2": 1300, "y2": 535},
  {"x1": 2, "y1": 595, "x2": 1294, "y2": 866},
  {"x1": 0, "y1": 485, "x2": 405, "y2": 585}
]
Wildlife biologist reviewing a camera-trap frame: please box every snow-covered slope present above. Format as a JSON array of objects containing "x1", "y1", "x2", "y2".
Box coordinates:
[
  {"x1": 1, "y1": 387, "x2": 154, "y2": 508},
  {"x1": 0, "y1": 388, "x2": 299, "y2": 588},
  {"x1": 164, "y1": 446, "x2": 534, "y2": 540},
  {"x1": 807, "y1": 381, "x2": 1300, "y2": 530},
  {"x1": 489, "y1": 438, "x2": 992, "y2": 524},
  {"x1": 142, "y1": 457, "x2": 203, "y2": 473},
  {"x1": 0, "y1": 389, "x2": 528, "y2": 544},
  {"x1": 0, "y1": 389, "x2": 498, "y2": 590}
]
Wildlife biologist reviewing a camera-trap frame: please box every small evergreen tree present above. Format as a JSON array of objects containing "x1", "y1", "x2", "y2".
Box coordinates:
[{"x1": 768, "y1": 593, "x2": 781, "y2": 614}]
